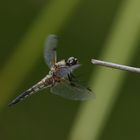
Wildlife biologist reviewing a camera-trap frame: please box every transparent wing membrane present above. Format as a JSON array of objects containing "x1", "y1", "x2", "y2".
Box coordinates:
[
  {"x1": 51, "y1": 80, "x2": 95, "y2": 100},
  {"x1": 44, "y1": 34, "x2": 58, "y2": 68}
]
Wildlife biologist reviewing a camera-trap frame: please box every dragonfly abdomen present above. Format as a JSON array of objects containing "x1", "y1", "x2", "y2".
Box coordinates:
[{"x1": 8, "y1": 77, "x2": 52, "y2": 107}]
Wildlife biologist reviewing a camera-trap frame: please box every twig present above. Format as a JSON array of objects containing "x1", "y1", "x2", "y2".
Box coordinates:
[{"x1": 91, "y1": 59, "x2": 140, "y2": 73}]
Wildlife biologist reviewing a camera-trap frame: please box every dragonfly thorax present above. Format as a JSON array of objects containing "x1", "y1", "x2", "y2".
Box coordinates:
[{"x1": 48, "y1": 57, "x2": 79, "y2": 78}]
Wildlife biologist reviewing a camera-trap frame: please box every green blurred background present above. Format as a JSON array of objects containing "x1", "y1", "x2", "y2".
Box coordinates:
[{"x1": 0, "y1": 0, "x2": 140, "y2": 140}]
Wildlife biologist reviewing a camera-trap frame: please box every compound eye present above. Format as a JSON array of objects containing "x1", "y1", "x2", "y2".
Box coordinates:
[{"x1": 66, "y1": 57, "x2": 78, "y2": 66}]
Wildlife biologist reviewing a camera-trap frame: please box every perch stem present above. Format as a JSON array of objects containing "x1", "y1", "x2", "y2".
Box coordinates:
[{"x1": 91, "y1": 59, "x2": 140, "y2": 73}]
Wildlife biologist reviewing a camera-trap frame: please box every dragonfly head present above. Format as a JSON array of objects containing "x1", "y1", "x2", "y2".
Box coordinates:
[{"x1": 66, "y1": 57, "x2": 79, "y2": 66}]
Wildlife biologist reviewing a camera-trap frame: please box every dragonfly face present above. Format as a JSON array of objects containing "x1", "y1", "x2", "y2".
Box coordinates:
[
  {"x1": 8, "y1": 35, "x2": 95, "y2": 106},
  {"x1": 66, "y1": 57, "x2": 78, "y2": 66}
]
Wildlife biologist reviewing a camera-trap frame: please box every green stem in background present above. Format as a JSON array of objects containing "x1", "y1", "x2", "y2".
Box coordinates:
[
  {"x1": 69, "y1": 0, "x2": 140, "y2": 140},
  {"x1": 0, "y1": 0, "x2": 81, "y2": 109}
]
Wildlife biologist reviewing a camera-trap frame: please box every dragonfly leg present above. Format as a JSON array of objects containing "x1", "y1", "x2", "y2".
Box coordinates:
[
  {"x1": 70, "y1": 73, "x2": 77, "y2": 79},
  {"x1": 70, "y1": 82, "x2": 76, "y2": 87},
  {"x1": 68, "y1": 72, "x2": 76, "y2": 81},
  {"x1": 68, "y1": 74, "x2": 72, "y2": 81}
]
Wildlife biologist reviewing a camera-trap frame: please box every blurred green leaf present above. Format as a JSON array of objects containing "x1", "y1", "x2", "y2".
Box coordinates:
[{"x1": 69, "y1": 0, "x2": 140, "y2": 140}]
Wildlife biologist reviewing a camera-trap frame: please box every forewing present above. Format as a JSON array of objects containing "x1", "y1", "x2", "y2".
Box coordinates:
[
  {"x1": 55, "y1": 64, "x2": 81, "y2": 77},
  {"x1": 50, "y1": 80, "x2": 95, "y2": 100},
  {"x1": 44, "y1": 34, "x2": 58, "y2": 68}
]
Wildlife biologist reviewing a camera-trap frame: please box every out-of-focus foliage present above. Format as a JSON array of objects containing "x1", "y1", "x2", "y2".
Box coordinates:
[{"x1": 0, "y1": 0, "x2": 140, "y2": 140}]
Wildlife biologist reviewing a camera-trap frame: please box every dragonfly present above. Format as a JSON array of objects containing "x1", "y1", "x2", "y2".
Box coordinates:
[{"x1": 9, "y1": 34, "x2": 94, "y2": 106}]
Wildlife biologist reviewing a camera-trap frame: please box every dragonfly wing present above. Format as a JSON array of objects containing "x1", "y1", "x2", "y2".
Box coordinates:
[
  {"x1": 44, "y1": 34, "x2": 58, "y2": 68},
  {"x1": 55, "y1": 64, "x2": 81, "y2": 78},
  {"x1": 50, "y1": 80, "x2": 95, "y2": 100}
]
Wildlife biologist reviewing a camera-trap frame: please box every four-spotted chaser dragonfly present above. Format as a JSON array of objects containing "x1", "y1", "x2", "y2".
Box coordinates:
[{"x1": 9, "y1": 35, "x2": 94, "y2": 106}]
